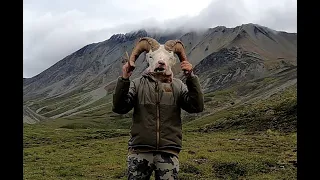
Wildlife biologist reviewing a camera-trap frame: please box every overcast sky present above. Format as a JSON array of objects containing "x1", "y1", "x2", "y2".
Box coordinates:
[{"x1": 23, "y1": 0, "x2": 297, "y2": 78}]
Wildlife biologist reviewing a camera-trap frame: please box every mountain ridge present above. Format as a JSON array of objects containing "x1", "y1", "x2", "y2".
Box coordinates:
[{"x1": 23, "y1": 23, "x2": 297, "y2": 124}]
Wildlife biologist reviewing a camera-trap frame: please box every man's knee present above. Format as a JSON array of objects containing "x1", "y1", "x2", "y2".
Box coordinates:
[
  {"x1": 127, "y1": 153, "x2": 154, "y2": 179},
  {"x1": 155, "y1": 153, "x2": 179, "y2": 180}
]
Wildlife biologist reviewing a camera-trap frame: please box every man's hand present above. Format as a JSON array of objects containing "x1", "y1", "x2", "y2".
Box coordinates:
[
  {"x1": 122, "y1": 62, "x2": 133, "y2": 79},
  {"x1": 181, "y1": 61, "x2": 193, "y2": 76}
]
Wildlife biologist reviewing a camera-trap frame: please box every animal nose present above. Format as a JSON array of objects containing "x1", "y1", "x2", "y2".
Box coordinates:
[{"x1": 158, "y1": 60, "x2": 165, "y2": 65}]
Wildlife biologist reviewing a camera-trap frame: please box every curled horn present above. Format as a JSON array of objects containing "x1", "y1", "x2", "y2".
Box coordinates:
[
  {"x1": 128, "y1": 37, "x2": 160, "y2": 71},
  {"x1": 164, "y1": 40, "x2": 188, "y2": 62}
]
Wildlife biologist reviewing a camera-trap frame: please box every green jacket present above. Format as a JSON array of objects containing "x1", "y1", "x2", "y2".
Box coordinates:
[{"x1": 112, "y1": 73, "x2": 204, "y2": 152}]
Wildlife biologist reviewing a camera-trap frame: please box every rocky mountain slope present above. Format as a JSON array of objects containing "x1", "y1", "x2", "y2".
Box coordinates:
[{"x1": 23, "y1": 23, "x2": 297, "y2": 124}]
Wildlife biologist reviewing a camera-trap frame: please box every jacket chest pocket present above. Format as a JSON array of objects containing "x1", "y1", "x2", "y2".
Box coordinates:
[{"x1": 159, "y1": 83, "x2": 175, "y2": 106}]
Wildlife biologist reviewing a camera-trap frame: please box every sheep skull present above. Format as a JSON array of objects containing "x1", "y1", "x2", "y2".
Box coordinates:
[{"x1": 128, "y1": 37, "x2": 188, "y2": 77}]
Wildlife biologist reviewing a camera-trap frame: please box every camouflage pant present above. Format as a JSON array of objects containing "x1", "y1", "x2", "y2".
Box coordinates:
[{"x1": 127, "y1": 152, "x2": 179, "y2": 180}]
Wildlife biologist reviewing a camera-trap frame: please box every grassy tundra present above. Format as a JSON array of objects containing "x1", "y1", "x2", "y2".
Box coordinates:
[{"x1": 24, "y1": 85, "x2": 296, "y2": 180}]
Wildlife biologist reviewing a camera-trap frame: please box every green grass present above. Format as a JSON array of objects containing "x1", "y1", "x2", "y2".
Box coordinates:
[
  {"x1": 76, "y1": 94, "x2": 112, "y2": 112},
  {"x1": 178, "y1": 132, "x2": 296, "y2": 179},
  {"x1": 27, "y1": 87, "x2": 95, "y2": 115},
  {"x1": 205, "y1": 87, "x2": 236, "y2": 97},
  {"x1": 30, "y1": 96, "x2": 82, "y2": 115},
  {"x1": 49, "y1": 98, "x2": 92, "y2": 116},
  {"x1": 186, "y1": 84, "x2": 296, "y2": 132},
  {"x1": 29, "y1": 94, "x2": 79, "y2": 112},
  {"x1": 39, "y1": 103, "x2": 133, "y2": 130},
  {"x1": 202, "y1": 73, "x2": 281, "y2": 109},
  {"x1": 24, "y1": 125, "x2": 296, "y2": 180},
  {"x1": 24, "y1": 126, "x2": 130, "y2": 180},
  {"x1": 202, "y1": 88, "x2": 238, "y2": 111}
]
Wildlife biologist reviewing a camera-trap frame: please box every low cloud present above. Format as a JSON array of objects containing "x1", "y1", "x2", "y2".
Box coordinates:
[{"x1": 23, "y1": 0, "x2": 296, "y2": 78}]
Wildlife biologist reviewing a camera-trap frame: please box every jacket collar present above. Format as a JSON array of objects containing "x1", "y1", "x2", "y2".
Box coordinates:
[{"x1": 142, "y1": 71, "x2": 173, "y2": 83}]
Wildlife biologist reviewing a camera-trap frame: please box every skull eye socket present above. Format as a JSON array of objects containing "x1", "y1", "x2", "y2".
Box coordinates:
[{"x1": 146, "y1": 54, "x2": 153, "y2": 63}]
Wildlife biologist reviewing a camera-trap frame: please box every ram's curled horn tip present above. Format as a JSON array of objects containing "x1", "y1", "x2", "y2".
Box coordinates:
[
  {"x1": 164, "y1": 39, "x2": 187, "y2": 62},
  {"x1": 140, "y1": 37, "x2": 160, "y2": 51},
  {"x1": 163, "y1": 40, "x2": 175, "y2": 51}
]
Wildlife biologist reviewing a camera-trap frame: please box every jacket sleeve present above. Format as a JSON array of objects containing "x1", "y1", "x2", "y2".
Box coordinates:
[
  {"x1": 112, "y1": 77, "x2": 136, "y2": 114},
  {"x1": 179, "y1": 73, "x2": 204, "y2": 113}
]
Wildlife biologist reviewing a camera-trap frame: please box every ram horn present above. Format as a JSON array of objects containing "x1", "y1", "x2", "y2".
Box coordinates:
[
  {"x1": 164, "y1": 40, "x2": 188, "y2": 62},
  {"x1": 128, "y1": 37, "x2": 160, "y2": 71}
]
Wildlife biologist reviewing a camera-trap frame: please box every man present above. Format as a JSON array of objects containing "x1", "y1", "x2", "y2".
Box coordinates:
[{"x1": 112, "y1": 37, "x2": 204, "y2": 180}]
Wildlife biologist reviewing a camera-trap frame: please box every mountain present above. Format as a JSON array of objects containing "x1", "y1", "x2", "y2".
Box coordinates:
[{"x1": 23, "y1": 23, "x2": 296, "y2": 124}]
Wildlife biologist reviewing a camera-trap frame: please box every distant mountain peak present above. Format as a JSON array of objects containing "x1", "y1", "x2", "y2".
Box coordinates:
[
  {"x1": 125, "y1": 29, "x2": 148, "y2": 38},
  {"x1": 109, "y1": 29, "x2": 150, "y2": 43},
  {"x1": 209, "y1": 25, "x2": 227, "y2": 30},
  {"x1": 239, "y1": 23, "x2": 280, "y2": 35},
  {"x1": 109, "y1": 33, "x2": 127, "y2": 42}
]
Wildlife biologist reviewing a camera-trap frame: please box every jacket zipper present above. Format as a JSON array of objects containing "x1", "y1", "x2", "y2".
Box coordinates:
[{"x1": 155, "y1": 81, "x2": 160, "y2": 150}]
